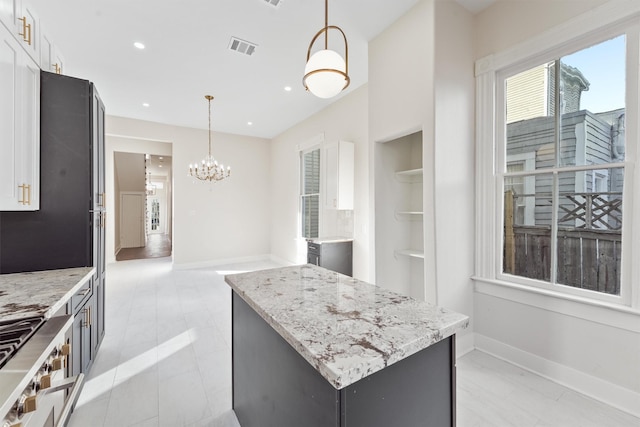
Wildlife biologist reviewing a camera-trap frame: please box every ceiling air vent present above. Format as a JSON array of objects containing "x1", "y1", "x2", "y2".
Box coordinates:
[
  {"x1": 228, "y1": 37, "x2": 257, "y2": 56},
  {"x1": 263, "y1": 0, "x2": 282, "y2": 7}
]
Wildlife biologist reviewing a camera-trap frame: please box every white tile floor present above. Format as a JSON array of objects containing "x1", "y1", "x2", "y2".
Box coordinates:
[{"x1": 68, "y1": 257, "x2": 640, "y2": 427}]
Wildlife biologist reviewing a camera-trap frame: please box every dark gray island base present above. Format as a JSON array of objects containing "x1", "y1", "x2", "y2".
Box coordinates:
[
  {"x1": 225, "y1": 265, "x2": 469, "y2": 427},
  {"x1": 233, "y1": 293, "x2": 455, "y2": 427}
]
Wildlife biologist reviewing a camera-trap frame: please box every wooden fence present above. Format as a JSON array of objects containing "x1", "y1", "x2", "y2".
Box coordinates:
[{"x1": 504, "y1": 191, "x2": 621, "y2": 295}]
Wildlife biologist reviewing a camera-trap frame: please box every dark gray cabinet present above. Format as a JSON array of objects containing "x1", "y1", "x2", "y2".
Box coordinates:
[
  {"x1": 70, "y1": 277, "x2": 96, "y2": 376},
  {"x1": 0, "y1": 71, "x2": 106, "y2": 375},
  {"x1": 307, "y1": 240, "x2": 353, "y2": 276},
  {"x1": 233, "y1": 293, "x2": 456, "y2": 427}
]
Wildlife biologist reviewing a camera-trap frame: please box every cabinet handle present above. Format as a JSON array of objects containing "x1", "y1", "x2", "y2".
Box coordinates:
[
  {"x1": 18, "y1": 17, "x2": 32, "y2": 45},
  {"x1": 53, "y1": 63, "x2": 61, "y2": 74},
  {"x1": 97, "y1": 192, "x2": 106, "y2": 208},
  {"x1": 84, "y1": 306, "x2": 92, "y2": 328},
  {"x1": 18, "y1": 184, "x2": 30, "y2": 205},
  {"x1": 77, "y1": 287, "x2": 91, "y2": 297}
]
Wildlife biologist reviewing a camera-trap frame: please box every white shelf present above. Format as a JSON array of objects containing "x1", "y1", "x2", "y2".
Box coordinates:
[
  {"x1": 395, "y1": 168, "x2": 423, "y2": 183},
  {"x1": 394, "y1": 249, "x2": 425, "y2": 259},
  {"x1": 395, "y1": 211, "x2": 424, "y2": 221}
]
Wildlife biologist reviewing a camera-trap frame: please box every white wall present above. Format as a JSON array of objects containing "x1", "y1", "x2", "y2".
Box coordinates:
[
  {"x1": 269, "y1": 85, "x2": 370, "y2": 280},
  {"x1": 474, "y1": 0, "x2": 609, "y2": 58},
  {"x1": 474, "y1": 0, "x2": 640, "y2": 416},
  {"x1": 369, "y1": 0, "x2": 437, "y2": 291},
  {"x1": 106, "y1": 116, "x2": 271, "y2": 267},
  {"x1": 434, "y1": 0, "x2": 476, "y2": 353}
]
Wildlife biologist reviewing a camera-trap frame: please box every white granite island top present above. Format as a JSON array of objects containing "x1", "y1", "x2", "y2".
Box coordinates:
[
  {"x1": 225, "y1": 264, "x2": 469, "y2": 390},
  {"x1": 0, "y1": 267, "x2": 95, "y2": 321}
]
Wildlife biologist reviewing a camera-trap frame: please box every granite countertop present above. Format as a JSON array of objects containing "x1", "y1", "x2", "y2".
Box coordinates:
[
  {"x1": 308, "y1": 236, "x2": 353, "y2": 244},
  {"x1": 225, "y1": 264, "x2": 469, "y2": 390},
  {"x1": 0, "y1": 267, "x2": 95, "y2": 321}
]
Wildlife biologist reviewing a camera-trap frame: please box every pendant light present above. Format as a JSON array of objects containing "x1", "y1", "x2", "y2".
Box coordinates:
[
  {"x1": 188, "y1": 95, "x2": 231, "y2": 183},
  {"x1": 303, "y1": 0, "x2": 350, "y2": 99}
]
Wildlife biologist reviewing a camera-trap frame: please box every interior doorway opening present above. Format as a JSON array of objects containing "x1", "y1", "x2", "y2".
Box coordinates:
[{"x1": 114, "y1": 152, "x2": 173, "y2": 261}]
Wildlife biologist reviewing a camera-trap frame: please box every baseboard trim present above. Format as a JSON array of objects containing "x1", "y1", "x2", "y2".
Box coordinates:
[
  {"x1": 455, "y1": 331, "x2": 475, "y2": 359},
  {"x1": 172, "y1": 254, "x2": 276, "y2": 270},
  {"x1": 474, "y1": 333, "x2": 640, "y2": 418}
]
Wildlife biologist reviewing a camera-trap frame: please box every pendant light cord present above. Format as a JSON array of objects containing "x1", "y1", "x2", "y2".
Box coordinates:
[
  {"x1": 207, "y1": 96, "x2": 212, "y2": 157},
  {"x1": 324, "y1": 0, "x2": 328, "y2": 49}
]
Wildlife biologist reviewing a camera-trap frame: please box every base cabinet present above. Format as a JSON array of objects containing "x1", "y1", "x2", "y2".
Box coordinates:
[
  {"x1": 233, "y1": 293, "x2": 456, "y2": 427},
  {"x1": 307, "y1": 240, "x2": 353, "y2": 277},
  {"x1": 69, "y1": 278, "x2": 97, "y2": 376}
]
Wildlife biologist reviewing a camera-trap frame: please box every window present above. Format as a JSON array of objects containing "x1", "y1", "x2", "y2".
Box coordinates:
[
  {"x1": 476, "y1": 16, "x2": 639, "y2": 307},
  {"x1": 300, "y1": 148, "x2": 320, "y2": 239}
]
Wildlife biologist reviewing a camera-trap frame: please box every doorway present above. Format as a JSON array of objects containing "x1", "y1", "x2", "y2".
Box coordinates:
[{"x1": 114, "y1": 152, "x2": 173, "y2": 261}]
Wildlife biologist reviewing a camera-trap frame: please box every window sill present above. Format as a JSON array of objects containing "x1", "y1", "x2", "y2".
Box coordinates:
[{"x1": 472, "y1": 276, "x2": 640, "y2": 333}]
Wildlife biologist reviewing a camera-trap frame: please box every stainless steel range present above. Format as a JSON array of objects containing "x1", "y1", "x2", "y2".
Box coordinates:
[{"x1": 0, "y1": 315, "x2": 83, "y2": 427}]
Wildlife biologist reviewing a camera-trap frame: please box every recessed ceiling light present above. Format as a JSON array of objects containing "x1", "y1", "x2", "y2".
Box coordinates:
[
  {"x1": 134, "y1": 42, "x2": 145, "y2": 49},
  {"x1": 247, "y1": 121, "x2": 253, "y2": 126},
  {"x1": 284, "y1": 86, "x2": 292, "y2": 92},
  {"x1": 143, "y1": 102, "x2": 150, "y2": 107},
  {"x1": 159, "y1": 156, "x2": 163, "y2": 160},
  {"x1": 159, "y1": 165, "x2": 163, "y2": 168}
]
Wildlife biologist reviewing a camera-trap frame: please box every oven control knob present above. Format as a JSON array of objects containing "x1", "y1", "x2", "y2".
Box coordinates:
[
  {"x1": 22, "y1": 396, "x2": 36, "y2": 414},
  {"x1": 40, "y1": 374, "x2": 51, "y2": 390},
  {"x1": 60, "y1": 343, "x2": 71, "y2": 356},
  {"x1": 51, "y1": 357, "x2": 63, "y2": 371}
]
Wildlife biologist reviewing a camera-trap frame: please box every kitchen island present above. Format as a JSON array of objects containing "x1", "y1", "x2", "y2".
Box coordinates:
[{"x1": 225, "y1": 264, "x2": 469, "y2": 427}]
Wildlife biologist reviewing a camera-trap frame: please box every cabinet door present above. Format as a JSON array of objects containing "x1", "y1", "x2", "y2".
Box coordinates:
[
  {"x1": 0, "y1": 24, "x2": 39, "y2": 211},
  {"x1": 0, "y1": 0, "x2": 18, "y2": 32},
  {"x1": 324, "y1": 141, "x2": 354, "y2": 210},
  {"x1": 14, "y1": 1, "x2": 39, "y2": 65},
  {"x1": 40, "y1": 30, "x2": 64, "y2": 75},
  {"x1": 71, "y1": 313, "x2": 83, "y2": 377}
]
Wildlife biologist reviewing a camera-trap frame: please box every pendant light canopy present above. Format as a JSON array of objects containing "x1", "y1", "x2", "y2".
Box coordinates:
[{"x1": 303, "y1": 0, "x2": 350, "y2": 99}]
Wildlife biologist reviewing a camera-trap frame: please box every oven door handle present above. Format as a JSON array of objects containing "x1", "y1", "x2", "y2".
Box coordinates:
[{"x1": 43, "y1": 373, "x2": 85, "y2": 427}]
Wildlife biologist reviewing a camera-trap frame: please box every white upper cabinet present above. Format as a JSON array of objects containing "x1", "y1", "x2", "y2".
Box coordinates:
[
  {"x1": 0, "y1": 0, "x2": 40, "y2": 65},
  {"x1": 0, "y1": 0, "x2": 18, "y2": 33},
  {"x1": 40, "y1": 28, "x2": 64, "y2": 74},
  {"x1": 324, "y1": 141, "x2": 354, "y2": 210},
  {"x1": 0, "y1": 23, "x2": 40, "y2": 211}
]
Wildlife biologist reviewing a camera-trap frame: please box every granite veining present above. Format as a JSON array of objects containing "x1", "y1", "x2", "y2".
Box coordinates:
[
  {"x1": 0, "y1": 267, "x2": 95, "y2": 321},
  {"x1": 225, "y1": 264, "x2": 469, "y2": 389}
]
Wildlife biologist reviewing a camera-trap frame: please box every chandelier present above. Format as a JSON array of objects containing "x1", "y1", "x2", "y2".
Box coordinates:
[
  {"x1": 303, "y1": 0, "x2": 350, "y2": 99},
  {"x1": 188, "y1": 95, "x2": 231, "y2": 182}
]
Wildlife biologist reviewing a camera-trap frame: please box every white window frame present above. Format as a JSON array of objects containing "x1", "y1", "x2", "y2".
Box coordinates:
[{"x1": 474, "y1": 3, "x2": 640, "y2": 315}]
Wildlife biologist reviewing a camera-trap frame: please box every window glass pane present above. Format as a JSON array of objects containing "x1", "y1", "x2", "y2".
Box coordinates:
[
  {"x1": 503, "y1": 173, "x2": 553, "y2": 280},
  {"x1": 302, "y1": 149, "x2": 320, "y2": 195},
  {"x1": 301, "y1": 148, "x2": 320, "y2": 239},
  {"x1": 506, "y1": 63, "x2": 556, "y2": 171},
  {"x1": 301, "y1": 194, "x2": 319, "y2": 238},
  {"x1": 559, "y1": 36, "x2": 626, "y2": 167},
  {"x1": 556, "y1": 168, "x2": 623, "y2": 295}
]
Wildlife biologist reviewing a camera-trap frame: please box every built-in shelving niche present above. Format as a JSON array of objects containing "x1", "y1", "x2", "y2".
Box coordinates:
[{"x1": 374, "y1": 130, "x2": 424, "y2": 300}]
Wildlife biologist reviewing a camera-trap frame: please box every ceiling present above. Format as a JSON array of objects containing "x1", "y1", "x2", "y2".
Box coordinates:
[{"x1": 30, "y1": 0, "x2": 493, "y2": 139}]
